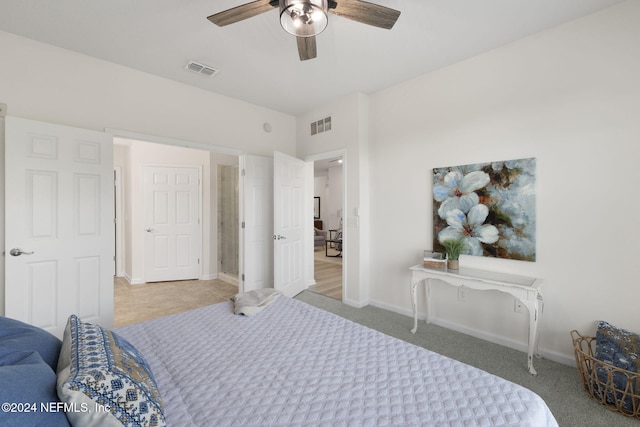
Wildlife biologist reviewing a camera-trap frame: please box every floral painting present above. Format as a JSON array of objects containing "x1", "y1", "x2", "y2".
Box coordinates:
[{"x1": 433, "y1": 157, "x2": 536, "y2": 261}]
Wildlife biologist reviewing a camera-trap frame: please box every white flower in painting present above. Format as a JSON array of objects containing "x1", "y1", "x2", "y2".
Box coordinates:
[
  {"x1": 433, "y1": 170, "x2": 490, "y2": 218},
  {"x1": 438, "y1": 205, "x2": 499, "y2": 256}
]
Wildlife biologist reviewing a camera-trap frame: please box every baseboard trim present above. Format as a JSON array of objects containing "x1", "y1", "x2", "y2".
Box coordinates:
[
  {"x1": 430, "y1": 317, "x2": 575, "y2": 367},
  {"x1": 218, "y1": 273, "x2": 238, "y2": 287},
  {"x1": 369, "y1": 299, "x2": 414, "y2": 318},
  {"x1": 539, "y1": 347, "x2": 576, "y2": 367},
  {"x1": 343, "y1": 297, "x2": 368, "y2": 308},
  {"x1": 200, "y1": 274, "x2": 218, "y2": 280},
  {"x1": 368, "y1": 298, "x2": 575, "y2": 367},
  {"x1": 122, "y1": 273, "x2": 144, "y2": 285}
]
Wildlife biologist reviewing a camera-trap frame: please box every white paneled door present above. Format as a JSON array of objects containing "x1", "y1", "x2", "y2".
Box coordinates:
[
  {"x1": 240, "y1": 155, "x2": 273, "y2": 292},
  {"x1": 4, "y1": 117, "x2": 114, "y2": 338},
  {"x1": 143, "y1": 166, "x2": 200, "y2": 283},
  {"x1": 273, "y1": 152, "x2": 311, "y2": 297}
]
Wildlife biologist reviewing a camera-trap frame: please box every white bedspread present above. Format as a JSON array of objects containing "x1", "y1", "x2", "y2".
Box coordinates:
[{"x1": 115, "y1": 296, "x2": 558, "y2": 427}]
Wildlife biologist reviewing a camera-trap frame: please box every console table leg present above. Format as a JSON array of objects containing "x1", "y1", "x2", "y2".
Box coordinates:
[
  {"x1": 527, "y1": 356, "x2": 537, "y2": 376},
  {"x1": 425, "y1": 279, "x2": 431, "y2": 325},
  {"x1": 526, "y1": 298, "x2": 540, "y2": 376},
  {"x1": 534, "y1": 295, "x2": 544, "y2": 358},
  {"x1": 411, "y1": 281, "x2": 418, "y2": 334}
]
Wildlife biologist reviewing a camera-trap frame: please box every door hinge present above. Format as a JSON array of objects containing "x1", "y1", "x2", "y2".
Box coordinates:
[
  {"x1": 241, "y1": 221, "x2": 245, "y2": 229},
  {"x1": 197, "y1": 258, "x2": 200, "y2": 264},
  {"x1": 241, "y1": 169, "x2": 246, "y2": 177},
  {"x1": 242, "y1": 273, "x2": 245, "y2": 281}
]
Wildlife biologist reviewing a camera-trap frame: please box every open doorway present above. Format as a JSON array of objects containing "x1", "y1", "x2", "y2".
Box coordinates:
[
  {"x1": 112, "y1": 137, "x2": 239, "y2": 286},
  {"x1": 308, "y1": 154, "x2": 344, "y2": 300}
]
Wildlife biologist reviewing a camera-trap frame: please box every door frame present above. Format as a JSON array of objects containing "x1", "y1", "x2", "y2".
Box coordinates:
[
  {"x1": 0, "y1": 115, "x2": 5, "y2": 315},
  {"x1": 304, "y1": 149, "x2": 347, "y2": 301},
  {"x1": 114, "y1": 166, "x2": 124, "y2": 277},
  {"x1": 107, "y1": 128, "x2": 243, "y2": 284},
  {"x1": 107, "y1": 129, "x2": 243, "y2": 157}
]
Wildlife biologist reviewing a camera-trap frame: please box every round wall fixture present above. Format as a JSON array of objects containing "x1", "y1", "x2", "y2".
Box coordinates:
[{"x1": 263, "y1": 123, "x2": 272, "y2": 133}]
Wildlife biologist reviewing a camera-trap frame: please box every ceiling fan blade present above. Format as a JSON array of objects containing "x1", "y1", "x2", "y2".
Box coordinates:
[
  {"x1": 297, "y1": 36, "x2": 318, "y2": 61},
  {"x1": 207, "y1": 0, "x2": 277, "y2": 27},
  {"x1": 329, "y1": 0, "x2": 401, "y2": 30}
]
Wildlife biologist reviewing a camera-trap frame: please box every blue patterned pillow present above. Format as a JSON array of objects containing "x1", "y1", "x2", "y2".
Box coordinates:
[
  {"x1": 57, "y1": 315, "x2": 165, "y2": 427},
  {"x1": 595, "y1": 321, "x2": 639, "y2": 373},
  {"x1": 594, "y1": 321, "x2": 639, "y2": 413}
]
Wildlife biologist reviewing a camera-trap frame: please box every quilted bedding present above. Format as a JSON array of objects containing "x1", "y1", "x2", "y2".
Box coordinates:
[{"x1": 115, "y1": 296, "x2": 558, "y2": 427}]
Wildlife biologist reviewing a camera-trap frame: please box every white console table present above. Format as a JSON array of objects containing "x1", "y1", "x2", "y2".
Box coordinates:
[{"x1": 409, "y1": 265, "x2": 544, "y2": 375}]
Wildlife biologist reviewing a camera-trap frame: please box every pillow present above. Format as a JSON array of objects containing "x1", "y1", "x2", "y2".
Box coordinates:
[
  {"x1": 594, "y1": 321, "x2": 639, "y2": 413},
  {"x1": 0, "y1": 315, "x2": 63, "y2": 369},
  {"x1": 0, "y1": 347, "x2": 71, "y2": 426},
  {"x1": 595, "y1": 321, "x2": 640, "y2": 373},
  {"x1": 57, "y1": 315, "x2": 166, "y2": 427}
]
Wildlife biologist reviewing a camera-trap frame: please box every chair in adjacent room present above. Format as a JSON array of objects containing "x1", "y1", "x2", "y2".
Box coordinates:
[{"x1": 314, "y1": 227, "x2": 327, "y2": 249}]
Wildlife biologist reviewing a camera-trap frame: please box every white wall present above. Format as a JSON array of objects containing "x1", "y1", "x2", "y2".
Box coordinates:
[
  {"x1": 314, "y1": 176, "x2": 329, "y2": 225},
  {"x1": 0, "y1": 31, "x2": 296, "y2": 315},
  {"x1": 326, "y1": 166, "x2": 344, "y2": 232},
  {"x1": 367, "y1": 1, "x2": 640, "y2": 363},
  {"x1": 0, "y1": 31, "x2": 295, "y2": 156},
  {"x1": 314, "y1": 166, "x2": 343, "y2": 231}
]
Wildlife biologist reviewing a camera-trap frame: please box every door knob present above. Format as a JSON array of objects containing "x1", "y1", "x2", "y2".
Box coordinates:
[
  {"x1": 146, "y1": 228, "x2": 155, "y2": 232},
  {"x1": 272, "y1": 235, "x2": 287, "y2": 240},
  {"x1": 9, "y1": 248, "x2": 34, "y2": 256}
]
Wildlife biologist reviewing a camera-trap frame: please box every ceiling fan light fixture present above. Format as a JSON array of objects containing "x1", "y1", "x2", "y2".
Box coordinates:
[{"x1": 280, "y1": 0, "x2": 328, "y2": 37}]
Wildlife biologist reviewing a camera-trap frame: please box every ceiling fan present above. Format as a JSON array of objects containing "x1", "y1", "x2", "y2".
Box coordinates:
[{"x1": 207, "y1": 0, "x2": 401, "y2": 61}]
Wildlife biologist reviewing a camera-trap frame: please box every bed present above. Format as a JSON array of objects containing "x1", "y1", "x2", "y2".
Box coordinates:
[
  {"x1": 0, "y1": 295, "x2": 558, "y2": 426},
  {"x1": 114, "y1": 296, "x2": 557, "y2": 426}
]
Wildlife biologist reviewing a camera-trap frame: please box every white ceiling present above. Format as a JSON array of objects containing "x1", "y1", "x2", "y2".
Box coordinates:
[{"x1": 0, "y1": 0, "x2": 623, "y2": 116}]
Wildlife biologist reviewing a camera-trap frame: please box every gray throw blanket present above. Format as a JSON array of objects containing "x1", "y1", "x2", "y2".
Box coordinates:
[{"x1": 231, "y1": 289, "x2": 282, "y2": 316}]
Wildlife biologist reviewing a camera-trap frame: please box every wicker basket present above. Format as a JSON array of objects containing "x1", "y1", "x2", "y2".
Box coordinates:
[{"x1": 571, "y1": 330, "x2": 640, "y2": 418}]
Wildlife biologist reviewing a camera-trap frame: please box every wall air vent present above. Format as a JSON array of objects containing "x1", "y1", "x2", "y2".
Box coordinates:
[
  {"x1": 185, "y1": 61, "x2": 219, "y2": 77},
  {"x1": 310, "y1": 116, "x2": 331, "y2": 136}
]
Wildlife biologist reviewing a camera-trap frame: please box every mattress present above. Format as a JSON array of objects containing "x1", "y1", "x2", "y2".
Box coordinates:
[{"x1": 115, "y1": 296, "x2": 558, "y2": 426}]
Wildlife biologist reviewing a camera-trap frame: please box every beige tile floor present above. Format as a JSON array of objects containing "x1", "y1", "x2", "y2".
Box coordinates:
[
  {"x1": 113, "y1": 277, "x2": 238, "y2": 327},
  {"x1": 114, "y1": 252, "x2": 341, "y2": 326}
]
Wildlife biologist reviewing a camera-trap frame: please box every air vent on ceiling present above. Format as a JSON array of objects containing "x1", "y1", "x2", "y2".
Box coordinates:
[{"x1": 185, "y1": 61, "x2": 219, "y2": 77}]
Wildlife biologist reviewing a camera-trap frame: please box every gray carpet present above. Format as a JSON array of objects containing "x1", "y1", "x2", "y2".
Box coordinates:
[{"x1": 294, "y1": 291, "x2": 638, "y2": 427}]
